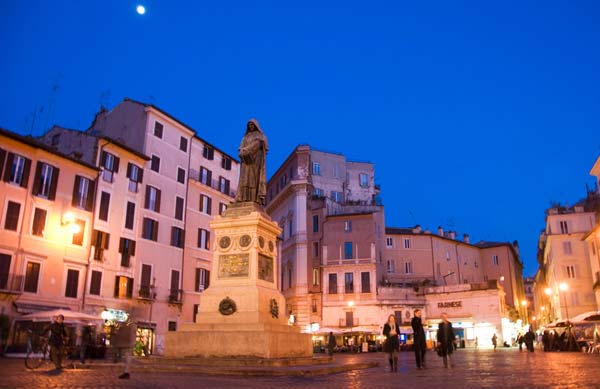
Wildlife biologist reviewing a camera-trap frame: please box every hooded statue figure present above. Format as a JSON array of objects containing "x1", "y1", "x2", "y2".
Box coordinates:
[{"x1": 235, "y1": 119, "x2": 268, "y2": 205}]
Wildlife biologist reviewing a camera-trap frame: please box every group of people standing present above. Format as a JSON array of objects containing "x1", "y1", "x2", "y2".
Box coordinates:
[{"x1": 381, "y1": 310, "x2": 455, "y2": 371}]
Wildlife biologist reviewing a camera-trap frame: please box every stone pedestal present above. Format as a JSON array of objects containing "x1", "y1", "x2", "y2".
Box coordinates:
[{"x1": 164, "y1": 203, "x2": 312, "y2": 358}]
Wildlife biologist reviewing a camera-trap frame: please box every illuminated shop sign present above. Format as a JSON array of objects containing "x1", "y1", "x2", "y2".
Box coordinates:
[
  {"x1": 438, "y1": 301, "x2": 462, "y2": 308},
  {"x1": 101, "y1": 309, "x2": 129, "y2": 322}
]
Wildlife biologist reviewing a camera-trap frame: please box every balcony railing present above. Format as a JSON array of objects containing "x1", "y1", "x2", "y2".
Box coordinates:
[
  {"x1": 168, "y1": 289, "x2": 183, "y2": 304},
  {"x1": 0, "y1": 274, "x2": 24, "y2": 293},
  {"x1": 138, "y1": 286, "x2": 156, "y2": 300}
]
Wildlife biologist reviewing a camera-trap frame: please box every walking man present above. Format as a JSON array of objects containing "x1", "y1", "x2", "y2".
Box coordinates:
[
  {"x1": 437, "y1": 313, "x2": 455, "y2": 368},
  {"x1": 411, "y1": 309, "x2": 427, "y2": 369},
  {"x1": 44, "y1": 314, "x2": 67, "y2": 370},
  {"x1": 112, "y1": 318, "x2": 137, "y2": 379}
]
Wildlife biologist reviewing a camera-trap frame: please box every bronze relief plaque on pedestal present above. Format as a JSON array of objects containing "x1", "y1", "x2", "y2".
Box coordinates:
[
  {"x1": 258, "y1": 254, "x2": 274, "y2": 282},
  {"x1": 218, "y1": 254, "x2": 249, "y2": 278}
]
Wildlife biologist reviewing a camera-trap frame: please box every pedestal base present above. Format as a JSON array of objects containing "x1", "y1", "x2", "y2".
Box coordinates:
[{"x1": 164, "y1": 323, "x2": 312, "y2": 358}]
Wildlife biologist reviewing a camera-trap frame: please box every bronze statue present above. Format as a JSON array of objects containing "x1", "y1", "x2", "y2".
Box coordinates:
[{"x1": 235, "y1": 119, "x2": 268, "y2": 205}]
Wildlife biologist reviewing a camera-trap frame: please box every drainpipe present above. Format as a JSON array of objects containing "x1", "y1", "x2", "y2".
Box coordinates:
[{"x1": 180, "y1": 135, "x2": 193, "y2": 312}]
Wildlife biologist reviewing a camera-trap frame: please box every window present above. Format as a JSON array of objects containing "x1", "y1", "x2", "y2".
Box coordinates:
[
  {"x1": 199, "y1": 167, "x2": 212, "y2": 186},
  {"x1": 177, "y1": 167, "x2": 186, "y2": 184},
  {"x1": 0, "y1": 253, "x2": 11, "y2": 289},
  {"x1": 386, "y1": 237, "x2": 393, "y2": 247},
  {"x1": 288, "y1": 267, "x2": 293, "y2": 288},
  {"x1": 171, "y1": 227, "x2": 184, "y2": 248},
  {"x1": 154, "y1": 121, "x2": 164, "y2": 138},
  {"x1": 175, "y1": 196, "x2": 184, "y2": 220},
  {"x1": 312, "y1": 215, "x2": 319, "y2": 233},
  {"x1": 92, "y1": 230, "x2": 110, "y2": 261},
  {"x1": 344, "y1": 221, "x2": 352, "y2": 232},
  {"x1": 312, "y1": 299, "x2": 317, "y2": 313},
  {"x1": 559, "y1": 220, "x2": 569, "y2": 234},
  {"x1": 333, "y1": 165, "x2": 339, "y2": 178},
  {"x1": 168, "y1": 321, "x2": 177, "y2": 331},
  {"x1": 200, "y1": 195, "x2": 212, "y2": 215},
  {"x1": 387, "y1": 259, "x2": 395, "y2": 273},
  {"x1": 32, "y1": 162, "x2": 58, "y2": 199},
  {"x1": 563, "y1": 241, "x2": 572, "y2": 255},
  {"x1": 72, "y1": 175, "x2": 94, "y2": 211},
  {"x1": 24, "y1": 261, "x2": 41, "y2": 293},
  {"x1": 51, "y1": 134, "x2": 60, "y2": 146},
  {"x1": 313, "y1": 188, "x2": 324, "y2": 197},
  {"x1": 142, "y1": 218, "x2": 159, "y2": 241},
  {"x1": 328, "y1": 274, "x2": 337, "y2": 294},
  {"x1": 126, "y1": 163, "x2": 143, "y2": 192},
  {"x1": 98, "y1": 192, "x2": 110, "y2": 221},
  {"x1": 566, "y1": 265, "x2": 576, "y2": 279},
  {"x1": 119, "y1": 238, "x2": 136, "y2": 267},
  {"x1": 312, "y1": 268, "x2": 320, "y2": 286},
  {"x1": 179, "y1": 136, "x2": 188, "y2": 152},
  {"x1": 203, "y1": 146, "x2": 214, "y2": 160},
  {"x1": 312, "y1": 162, "x2": 321, "y2": 175},
  {"x1": 344, "y1": 242, "x2": 353, "y2": 259},
  {"x1": 313, "y1": 241, "x2": 319, "y2": 257},
  {"x1": 89, "y1": 270, "x2": 102, "y2": 295},
  {"x1": 4, "y1": 153, "x2": 31, "y2": 187},
  {"x1": 125, "y1": 202, "x2": 135, "y2": 229},
  {"x1": 145, "y1": 186, "x2": 161, "y2": 212},
  {"x1": 446, "y1": 251, "x2": 451, "y2": 261},
  {"x1": 288, "y1": 219, "x2": 293, "y2": 238},
  {"x1": 170, "y1": 270, "x2": 181, "y2": 302},
  {"x1": 150, "y1": 155, "x2": 160, "y2": 173},
  {"x1": 331, "y1": 191, "x2": 343, "y2": 203},
  {"x1": 279, "y1": 174, "x2": 287, "y2": 189},
  {"x1": 404, "y1": 239, "x2": 411, "y2": 249},
  {"x1": 114, "y1": 275, "x2": 133, "y2": 298},
  {"x1": 359, "y1": 173, "x2": 369, "y2": 188},
  {"x1": 100, "y1": 151, "x2": 119, "y2": 182},
  {"x1": 361, "y1": 272, "x2": 371, "y2": 293},
  {"x1": 221, "y1": 157, "x2": 232, "y2": 170},
  {"x1": 197, "y1": 228, "x2": 210, "y2": 250},
  {"x1": 193, "y1": 304, "x2": 199, "y2": 323},
  {"x1": 219, "y1": 202, "x2": 227, "y2": 215},
  {"x1": 195, "y1": 268, "x2": 210, "y2": 291},
  {"x1": 65, "y1": 269, "x2": 79, "y2": 298},
  {"x1": 405, "y1": 261, "x2": 413, "y2": 274},
  {"x1": 344, "y1": 272, "x2": 354, "y2": 293},
  {"x1": 218, "y1": 176, "x2": 230, "y2": 195},
  {"x1": 140, "y1": 264, "x2": 153, "y2": 298},
  {"x1": 72, "y1": 219, "x2": 85, "y2": 245},
  {"x1": 4, "y1": 201, "x2": 21, "y2": 231},
  {"x1": 492, "y1": 255, "x2": 499, "y2": 266},
  {"x1": 31, "y1": 208, "x2": 47, "y2": 236}
]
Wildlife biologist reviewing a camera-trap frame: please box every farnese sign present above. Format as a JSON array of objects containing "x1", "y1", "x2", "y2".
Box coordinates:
[{"x1": 438, "y1": 301, "x2": 462, "y2": 308}]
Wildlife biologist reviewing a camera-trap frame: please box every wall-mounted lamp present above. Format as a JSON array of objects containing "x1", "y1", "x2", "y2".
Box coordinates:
[{"x1": 62, "y1": 212, "x2": 81, "y2": 234}]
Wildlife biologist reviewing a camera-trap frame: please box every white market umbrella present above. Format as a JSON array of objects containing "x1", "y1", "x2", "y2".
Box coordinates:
[{"x1": 21, "y1": 308, "x2": 102, "y2": 324}]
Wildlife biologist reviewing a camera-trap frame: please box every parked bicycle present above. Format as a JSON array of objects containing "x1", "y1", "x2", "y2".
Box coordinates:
[{"x1": 25, "y1": 334, "x2": 50, "y2": 369}]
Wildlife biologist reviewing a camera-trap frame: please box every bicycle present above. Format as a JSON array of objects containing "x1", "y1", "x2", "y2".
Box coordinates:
[{"x1": 25, "y1": 335, "x2": 50, "y2": 369}]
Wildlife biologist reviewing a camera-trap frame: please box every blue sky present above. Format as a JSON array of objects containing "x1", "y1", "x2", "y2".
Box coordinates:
[{"x1": 1, "y1": 1, "x2": 599, "y2": 276}]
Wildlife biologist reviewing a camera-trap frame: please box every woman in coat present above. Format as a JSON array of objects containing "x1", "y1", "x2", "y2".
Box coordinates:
[
  {"x1": 436, "y1": 313, "x2": 455, "y2": 368},
  {"x1": 383, "y1": 314, "x2": 400, "y2": 372}
]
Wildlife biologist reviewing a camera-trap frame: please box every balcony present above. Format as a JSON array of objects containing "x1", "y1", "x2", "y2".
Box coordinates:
[
  {"x1": 93, "y1": 248, "x2": 104, "y2": 261},
  {"x1": 0, "y1": 274, "x2": 24, "y2": 294},
  {"x1": 168, "y1": 289, "x2": 183, "y2": 304},
  {"x1": 138, "y1": 286, "x2": 156, "y2": 300}
]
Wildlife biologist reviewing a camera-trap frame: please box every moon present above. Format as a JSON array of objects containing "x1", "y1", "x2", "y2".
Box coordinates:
[{"x1": 136, "y1": 5, "x2": 146, "y2": 15}]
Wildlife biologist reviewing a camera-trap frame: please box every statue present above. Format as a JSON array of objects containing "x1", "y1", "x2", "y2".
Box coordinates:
[{"x1": 235, "y1": 119, "x2": 268, "y2": 205}]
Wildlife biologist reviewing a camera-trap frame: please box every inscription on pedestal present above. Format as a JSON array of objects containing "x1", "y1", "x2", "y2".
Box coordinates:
[
  {"x1": 258, "y1": 254, "x2": 274, "y2": 282},
  {"x1": 218, "y1": 254, "x2": 249, "y2": 278}
]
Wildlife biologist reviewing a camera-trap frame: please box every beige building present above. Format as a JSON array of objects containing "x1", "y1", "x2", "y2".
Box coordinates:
[
  {"x1": 583, "y1": 156, "x2": 600, "y2": 310},
  {"x1": 535, "y1": 202, "x2": 598, "y2": 325},
  {"x1": 0, "y1": 127, "x2": 98, "y2": 350}
]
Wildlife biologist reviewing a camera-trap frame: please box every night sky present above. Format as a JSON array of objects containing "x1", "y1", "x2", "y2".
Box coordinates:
[{"x1": 1, "y1": 1, "x2": 599, "y2": 276}]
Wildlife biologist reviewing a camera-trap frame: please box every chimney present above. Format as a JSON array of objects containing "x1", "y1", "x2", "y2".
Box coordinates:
[
  {"x1": 413, "y1": 225, "x2": 422, "y2": 234},
  {"x1": 449, "y1": 231, "x2": 456, "y2": 240},
  {"x1": 438, "y1": 226, "x2": 444, "y2": 236},
  {"x1": 463, "y1": 233, "x2": 470, "y2": 244}
]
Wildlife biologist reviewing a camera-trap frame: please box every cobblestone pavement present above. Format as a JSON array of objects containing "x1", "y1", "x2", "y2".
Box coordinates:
[{"x1": 2, "y1": 349, "x2": 599, "y2": 388}]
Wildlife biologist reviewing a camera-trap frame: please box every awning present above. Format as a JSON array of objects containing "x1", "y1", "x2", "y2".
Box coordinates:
[
  {"x1": 21, "y1": 309, "x2": 102, "y2": 324},
  {"x1": 13, "y1": 301, "x2": 70, "y2": 314}
]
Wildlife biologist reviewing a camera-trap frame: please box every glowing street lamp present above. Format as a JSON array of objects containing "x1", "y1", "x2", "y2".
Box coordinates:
[{"x1": 559, "y1": 283, "x2": 569, "y2": 321}]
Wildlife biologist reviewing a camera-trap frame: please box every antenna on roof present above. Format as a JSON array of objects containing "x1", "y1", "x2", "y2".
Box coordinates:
[
  {"x1": 99, "y1": 89, "x2": 111, "y2": 110},
  {"x1": 43, "y1": 81, "x2": 61, "y2": 133}
]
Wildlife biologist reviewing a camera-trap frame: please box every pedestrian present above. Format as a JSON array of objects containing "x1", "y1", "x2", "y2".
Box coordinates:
[
  {"x1": 437, "y1": 313, "x2": 455, "y2": 368},
  {"x1": 382, "y1": 314, "x2": 400, "y2": 372},
  {"x1": 112, "y1": 318, "x2": 137, "y2": 379},
  {"x1": 43, "y1": 314, "x2": 67, "y2": 370},
  {"x1": 517, "y1": 333, "x2": 524, "y2": 352},
  {"x1": 411, "y1": 309, "x2": 427, "y2": 369},
  {"x1": 524, "y1": 328, "x2": 535, "y2": 352},
  {"x1": 542, "y1": 330, "x2": 549, "y2": 352},
  {"x1": 327, "y1": 331, "x2": 336, "y2": 356},
  {"x1": 491, "y1": 333, "x2": 498, "y2": 351},
  {"x1": 79, "y1": 325, "x2": 92, "y2": 364}
]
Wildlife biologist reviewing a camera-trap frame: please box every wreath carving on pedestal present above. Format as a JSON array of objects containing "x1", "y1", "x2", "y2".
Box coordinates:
[{"x1": 219, "y1": 297, "x2": 237, "y2": 316}]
